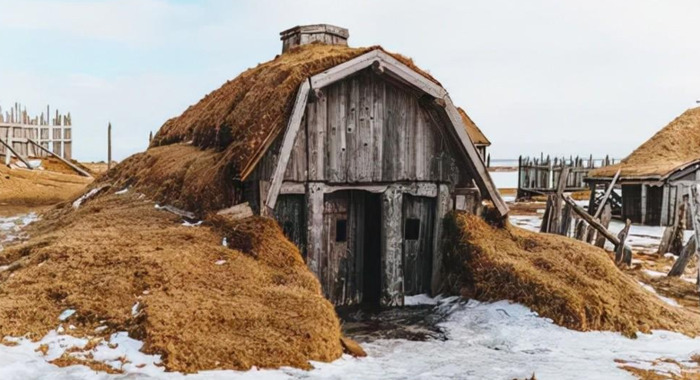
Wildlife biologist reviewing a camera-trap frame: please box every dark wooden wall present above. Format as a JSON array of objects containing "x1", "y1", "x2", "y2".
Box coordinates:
[{"x1": 402, "y1": 195, "x2": 435, "y2": 296}]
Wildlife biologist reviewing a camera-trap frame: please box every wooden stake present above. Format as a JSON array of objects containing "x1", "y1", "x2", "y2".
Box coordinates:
[
  {"x1": 594, "y1": 204, "x2": 612, "y2": 248},
  {"x1": 668, "y1": 235, "x2": 696, "y2": 277},
  {"x1": 107, "y1": 122, "x2": 112, "y2": 170},
  {"x1": 615, "y1": 219, "x2": 632, "y2": 265}
]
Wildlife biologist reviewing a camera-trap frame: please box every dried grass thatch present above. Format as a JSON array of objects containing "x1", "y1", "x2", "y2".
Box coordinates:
[
  {"x1": 458, "y1": 107, "x2": 490, "y2": 146},
  {"x1": 443, "y1": 212, "x2": 700, "y2": 337},
  {"x1": 0, "y1": 193, "x2": 342, "y2": 373},
  {"x1": 590, "y1": 107, "x2": 700, "y2": 179}
]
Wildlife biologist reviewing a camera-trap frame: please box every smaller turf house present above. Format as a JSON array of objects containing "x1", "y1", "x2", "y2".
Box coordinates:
[
  {"x1": 148, "y1": 24, "x2": 507, "y2": 307},
  {"x1": 587, "y1": 107, "x2": 700, "y2": 226}
]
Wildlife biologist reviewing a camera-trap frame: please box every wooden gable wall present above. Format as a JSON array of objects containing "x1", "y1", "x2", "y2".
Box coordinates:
[{"x1": 282, "y1": 69, "x2": 471, "y2": 186}]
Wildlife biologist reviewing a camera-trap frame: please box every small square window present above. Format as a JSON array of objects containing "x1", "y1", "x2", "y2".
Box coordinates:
[
  {"x1": 335, "y1": 219, "x2": 347, "y2": 242},
  {"x1": 405, "y1": 218, "x2": 420, "y2": 240}
]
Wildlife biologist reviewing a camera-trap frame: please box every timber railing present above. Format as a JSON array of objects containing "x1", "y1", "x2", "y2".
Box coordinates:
[
  {"x1": 0, "y1": 102, "x2": 73, "y2": 163},
  {"x1": 517, "y1": 154, "x2": 614, "y2": 199}
]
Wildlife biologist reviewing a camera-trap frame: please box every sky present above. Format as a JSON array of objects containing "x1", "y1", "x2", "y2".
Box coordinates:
[{"x1": 1, "y1": 0, "x2": 699, "y2": 162}]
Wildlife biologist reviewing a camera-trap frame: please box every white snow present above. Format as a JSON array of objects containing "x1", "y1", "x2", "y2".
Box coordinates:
[
  {"x1": 58, "y1": 310, "x2": 76, "y2": 322},
  {"x1": 182, "y1": 220, "x2": 203, "y2": 227},
  {"x1": 215, "y1": 260, "x2": 227, "y2": 265},
  {"x1": 403, "y1": 294, "x2": 440, "y2": 306},
  {"x1": 115, "y1": 188, "x2": 129, "y2": 195},
  {"x1": 222, "y1": 237, "x2": 228, "y2": 247},
  {"x1": 4, "y1": 300, "x2": 700, "y2": 379},
  {"x1": 637, "y1": 281, "x2": 680, "y2": 307},
  {"x1": 0, "y1": 213, "x2": 39, "y2": 251},
  {"x1": 72, "y1": 187, "x2": 102, "y2": 209}
]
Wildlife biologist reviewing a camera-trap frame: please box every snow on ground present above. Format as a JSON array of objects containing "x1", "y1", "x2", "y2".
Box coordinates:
[
  {"x1": 0, "y1": 213, "x2": 38, "y2": 251},
  {"x1": 5, "y1": 299, "x2": 700, "y2": 379}
]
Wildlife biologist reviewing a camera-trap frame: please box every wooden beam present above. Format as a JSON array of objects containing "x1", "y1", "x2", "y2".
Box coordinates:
[
  {"x1": 431, "y1": 184, "x2": 451, "y2": 295},
  {"x1": 27, "y1": 138, "x2": 91, "y2": 177},
  {"x1": 305, "y1": 183, "x2": 324, "y2": 277},
  {"x1": 593, "y1": 168, "x2": 621, "y2": 219},
  {"x1": 594, "y1": 204, "x2": 612, "y2": 248},
  {"x1": 310, "y1": 50, "x2": 381, "y2": 89},
  {"x1": 264, "y1": 80, "x2": 311, "y2": 213},
  {"x1": 0, "y1": 136, "x2": 33, "y2": 170},
  {"x1": 442, "y1": 96, "x2": 508, "y2": 216},
  {"x1": 562, "y1": 195, "x2": 621, "y2": 247},
  {"x1": 309, "y1": 50, "x2": 447, "y2": 99},
  {"x1": 381, "y1": 185, "x2": 404, "y2": 306}
]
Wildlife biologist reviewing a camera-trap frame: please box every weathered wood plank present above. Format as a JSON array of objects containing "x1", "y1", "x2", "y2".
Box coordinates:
[
  {"x1": 594, "y1": 204, "x2": 612, "y2": 248},
  {"x1": 615, "y1": 219, "x2": 632, "y2": 265},
  {"x1": 563, "y1": 195, "x2": 621, "y2": 247},
  {"x1": 442, "y1": 96, "x2": 508, "y2": 216},
  {"x1": 668, "y1": 235, "x2": 696, "y2": 277},
  {"x1": 381, "y1": 185, "x2": 403, "y2": 306},
  {"x1": 264, "y1": 80, "x2": 311, "y2": 212},
  {"x1": 593, "y1": 168, "x2": 621, "y2": 219},
  {"x1": 306, "y1": 183, "x2": 324, "y2": 277},
  {"x1": 431, "y1": 183, "x2": 451, "y2": 295}
]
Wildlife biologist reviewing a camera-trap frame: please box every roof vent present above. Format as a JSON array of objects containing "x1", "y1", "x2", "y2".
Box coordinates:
[{"x1": 280, "y1": 24, "x2": 349, "y2": 53}]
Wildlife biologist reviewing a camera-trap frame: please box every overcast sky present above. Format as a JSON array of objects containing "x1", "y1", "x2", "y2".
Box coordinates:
[{"x1": 1, "y1": 0, "x2": 699, "y2": 162}]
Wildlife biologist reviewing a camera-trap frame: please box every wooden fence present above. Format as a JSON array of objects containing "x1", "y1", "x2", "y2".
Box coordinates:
[
  {"x1": 517, "y1": 154, "x2": 614, "y2": 198},
  {"x1": 0, "y1": 103, "x2": 72, "y2": 162}
]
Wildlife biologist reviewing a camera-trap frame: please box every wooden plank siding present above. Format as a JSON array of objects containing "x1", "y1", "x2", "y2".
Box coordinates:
[{"x1": 286, "y1": 69, "x2": 469, "y2": 185}]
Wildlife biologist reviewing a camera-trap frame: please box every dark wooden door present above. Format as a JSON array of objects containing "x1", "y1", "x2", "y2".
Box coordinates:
[{"x1": 402, "y1": 194, "x2": 435, "y2": 296}]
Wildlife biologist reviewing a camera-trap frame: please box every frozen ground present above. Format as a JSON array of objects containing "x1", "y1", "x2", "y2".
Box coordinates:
[
  {"x1": 0, "y1": 213, "x2": 39, "y2": 252},
  {"x1": 4, "y1": 299, "x2": 700, "y2": 379}
]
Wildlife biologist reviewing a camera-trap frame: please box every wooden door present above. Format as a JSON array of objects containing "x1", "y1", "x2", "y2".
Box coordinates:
[{"x1": 402, "y1": 194, "x2": 435, "y2": 296}]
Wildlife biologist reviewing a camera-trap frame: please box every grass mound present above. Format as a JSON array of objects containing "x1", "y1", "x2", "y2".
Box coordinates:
[
  {"x1": 443, "y1": 212, "x2": 700, "y2": 337},
  {"x1": 0, "y1": 164, "x2": 91, "y2": 214},
  {"x1": 0, "y1": 192, "x2": 342, "y2": 372}
]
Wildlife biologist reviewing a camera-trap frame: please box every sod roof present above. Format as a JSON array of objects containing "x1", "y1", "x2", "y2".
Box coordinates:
[
  {"x1": 589, "y1": 107, "x2": 700, "y2": 180},
  {"x1": 458, "y1": 107, "x2": 491, "y2": 147}
]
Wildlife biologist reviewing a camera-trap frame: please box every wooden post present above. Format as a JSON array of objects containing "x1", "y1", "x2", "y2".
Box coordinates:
[
  {"x1": 431, "y1": 184, "x2": 451, "y2": 295},
  {"x1": 594, "y1": 204, "x2": 612, "y2": 248},
  {"x1": 574, "y1": 220, "x2": 587, "y2": 240},
  {"x1": 640, "y1": 184, "x2": 648, "y2": 225},
  {"x1": 550, "y1": 167, "x2": 569, "y2": 234},
  {"x1": 668, "y1": 236, "x2": 696, "y2": 277},
  {"x1": 107, "y1": 122, "x2": 112, "y2": 170},
  {"x1": 305, "y1": 183, "x2": 324, "y2": 277},
  {"x1": 560, "y1": 203, "x2": 573, "y2": 236},
  {"x1": 615, "y1": 219, "x2": 632, "y2": 265},
  {"x1": 382, "y1": 186, "x2": 404, "y2": 306}
]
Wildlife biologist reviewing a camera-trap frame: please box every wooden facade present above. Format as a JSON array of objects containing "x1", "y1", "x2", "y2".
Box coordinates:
[
  {"x1": 587, "y1": 163, "x2": 700, "y2": 227},
  {"x1": 240, "y1": 25, "x2": 505, "y2": 307}
]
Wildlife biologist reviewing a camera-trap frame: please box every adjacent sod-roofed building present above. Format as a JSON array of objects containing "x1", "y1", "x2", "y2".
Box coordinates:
[
  {"x1": 143, "y1": 24, "x2": 506, "y2": 307},
  {"x1": 587, "y1": 107, "x2": 700, "y2": 226}
]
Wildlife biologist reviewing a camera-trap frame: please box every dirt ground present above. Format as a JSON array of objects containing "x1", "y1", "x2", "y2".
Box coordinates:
[{"x1": 0, "y1": 192, "x2": 343, "y2": 373}]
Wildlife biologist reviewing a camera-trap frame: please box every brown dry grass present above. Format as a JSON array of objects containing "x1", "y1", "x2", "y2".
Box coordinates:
[
  {"x1": 0, "y1": 164, "x2": 92, "y2": 214},
  {"x1": 457, "y1": 107, "x2": 490, "y2": 146},
  {"x1": 442, "y1": 212, "x2": 700, "y2": 337},
  {"x1": 590, "y1": 107, "x2": 700, "y2": 179},
  {"x1": 0, "y1": 193, "x2": 342, "y2": 373}
]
